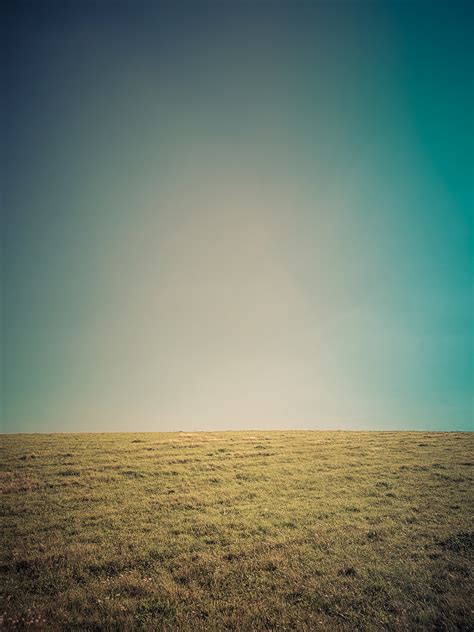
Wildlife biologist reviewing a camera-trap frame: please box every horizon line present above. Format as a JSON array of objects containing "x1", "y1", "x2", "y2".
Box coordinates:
[{"x1": 1, "y1": 429, "x2": 472, "y2": 436}]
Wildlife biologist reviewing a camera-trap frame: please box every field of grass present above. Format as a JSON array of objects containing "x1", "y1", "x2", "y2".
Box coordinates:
[{"x1": 0, "y1": 431, "x2": 472, "y2": 630}]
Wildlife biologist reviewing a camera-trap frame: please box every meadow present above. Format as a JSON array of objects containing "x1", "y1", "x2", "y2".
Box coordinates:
[{"x1": 0, "y1": 431, "x2": 472, "y2": 631}]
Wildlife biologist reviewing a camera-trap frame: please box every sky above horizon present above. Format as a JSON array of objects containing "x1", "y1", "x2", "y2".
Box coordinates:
[{"x1": 2, "y1": 1, "x2": 473, "y2": 432}]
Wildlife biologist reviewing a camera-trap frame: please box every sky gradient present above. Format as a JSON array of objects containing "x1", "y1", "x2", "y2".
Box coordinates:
[{"x1": 2, "y1": 0, "x2": 473, "y2": 432}]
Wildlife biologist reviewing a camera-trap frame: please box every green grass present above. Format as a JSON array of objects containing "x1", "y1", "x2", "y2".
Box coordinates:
[{"x1": 1, "y1": 431, "x2": 472, "y2": 630}]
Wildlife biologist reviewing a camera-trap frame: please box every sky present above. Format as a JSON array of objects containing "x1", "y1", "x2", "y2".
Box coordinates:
[{"x1": 2, "y1": 0, "x2": 473, "y2": 433}]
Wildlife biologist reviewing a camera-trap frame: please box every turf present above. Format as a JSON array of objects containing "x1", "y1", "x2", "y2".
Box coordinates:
[{"x1": 0, "y1": 431, "x2": 472, "y2": 630}]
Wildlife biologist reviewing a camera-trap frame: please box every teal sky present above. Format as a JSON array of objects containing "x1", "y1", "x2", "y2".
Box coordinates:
[{"x1": 2, "y1": 1, "x2": 473, "y2": 432}]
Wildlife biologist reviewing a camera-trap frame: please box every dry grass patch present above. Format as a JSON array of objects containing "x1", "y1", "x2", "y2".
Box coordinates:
[{"x1": 0, "y1": 431, "x2": 472, "y2": 630}]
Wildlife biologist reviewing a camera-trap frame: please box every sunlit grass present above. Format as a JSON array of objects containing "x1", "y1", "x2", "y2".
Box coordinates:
[{"x1": 1, "y1": 431, "x2": 472, "y2": 630}]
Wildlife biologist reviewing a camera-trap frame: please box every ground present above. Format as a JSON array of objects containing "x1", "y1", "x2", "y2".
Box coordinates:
[{"x1": 0, "y1": 431, "x2": 472, "y2": 630}]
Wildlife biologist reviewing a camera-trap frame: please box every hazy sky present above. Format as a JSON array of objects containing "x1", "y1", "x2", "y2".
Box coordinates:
[{"x1": 2, "y1": 1, "x2": 473, "y2": 432}]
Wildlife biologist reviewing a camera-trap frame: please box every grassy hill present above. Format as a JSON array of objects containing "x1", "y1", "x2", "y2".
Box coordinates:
[{"x1": 1, "y1": 431, "x2": 472, "y2": 630}]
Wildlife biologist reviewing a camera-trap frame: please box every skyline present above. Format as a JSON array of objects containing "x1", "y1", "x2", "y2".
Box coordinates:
[{"x1": 2, "y1": 0, "x2": 473, "y2": 432}]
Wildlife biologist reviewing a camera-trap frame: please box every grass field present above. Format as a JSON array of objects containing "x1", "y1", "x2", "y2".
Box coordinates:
[{"x1": 0, "y1": 431, "x2": 472, "y2": 630}]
